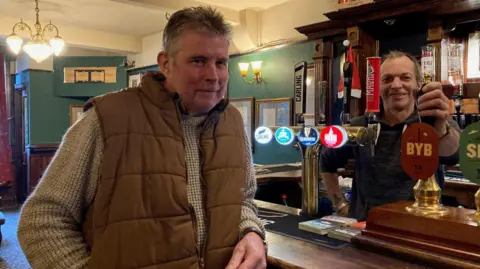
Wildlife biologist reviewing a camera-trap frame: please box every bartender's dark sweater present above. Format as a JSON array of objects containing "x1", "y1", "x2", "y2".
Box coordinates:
[{"x1": 320, "y1": 113, "x2": 460, "y2": 221}]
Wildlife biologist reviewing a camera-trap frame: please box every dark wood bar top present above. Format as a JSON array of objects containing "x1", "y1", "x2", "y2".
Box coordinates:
[
  {"x1": 444, "y1": 180, "x2": 479, "y2": 209},
  {"x1": 256, "y1": 200, "x2": 429, "y2": 269},
  {"x1": 255, "y1": 165, "x2": 479, "y2": 208},
  {"x1": 255, "y1": 164, "x2": 302, "y2": 185}
]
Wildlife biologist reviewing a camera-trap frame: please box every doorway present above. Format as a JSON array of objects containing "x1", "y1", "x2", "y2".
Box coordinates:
[{"x1": 12, "y1": 85, "x2": 26, "y2": 203}]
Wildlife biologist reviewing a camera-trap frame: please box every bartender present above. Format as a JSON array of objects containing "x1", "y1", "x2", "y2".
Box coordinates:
[{"x1": 320, "y1": 51, "x2": 461, "y2": 221}]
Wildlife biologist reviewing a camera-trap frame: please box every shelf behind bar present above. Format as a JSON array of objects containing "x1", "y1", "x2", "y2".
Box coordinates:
[{"x1": 443, "y1": 82, "x2": 480, "y2": 99}]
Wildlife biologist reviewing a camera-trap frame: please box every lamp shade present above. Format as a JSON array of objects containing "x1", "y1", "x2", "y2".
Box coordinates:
[
  {"x1": 23, "y1": 38, "x2": 53, "y2": 63},
  {"x1": 49, "y1": 36, "x2": 65, "y2": 56},
  {"x1": 6, "y1": 34, "x2": 23, "y2": 55},
  {"x1": 250, "y1": 61, "x2": 262, "y2": 74},
  {"x1": 238, "y1": 62, "x2": 249, "y2": 76}
]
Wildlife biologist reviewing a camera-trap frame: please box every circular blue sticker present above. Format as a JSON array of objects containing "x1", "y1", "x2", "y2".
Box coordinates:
[
  {"x1": 275, "y1": 127, "x2": 295, "y2": 145},
  {"x1": 254, "y1": 126, "x2": 273, "y2": 144},
  {"x1": 297, "y1": 125, "x2": 319, "y2": 146}
]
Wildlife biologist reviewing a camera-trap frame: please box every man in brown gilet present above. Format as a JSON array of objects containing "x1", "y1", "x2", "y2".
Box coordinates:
[{"x1": 18, "y1": 6, "x2": 267, "y2": 269}]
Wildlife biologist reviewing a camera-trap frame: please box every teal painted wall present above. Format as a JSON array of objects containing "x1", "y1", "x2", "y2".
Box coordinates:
[
  {"x1": 127, "y1": 64, "x2": 159, "y2": 77},
  {"x1": 54, "y1": 56, "x2": 127, "y2": 97},
  {"x1": 228, "y1": 41, "x2": 315, "y2": 165},
  {"x1": 17, "y1": 71, "x2": 87, "y2": 145},
  {"x1": 30, "y1": 71, "x2": 87, "y2": 144},
  {"x1": 16, "y1": 56, "x2": 128, "y2": 145}
]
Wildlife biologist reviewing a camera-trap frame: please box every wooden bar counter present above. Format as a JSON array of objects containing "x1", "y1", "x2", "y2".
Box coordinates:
[
  {"x1": 255, "y1": 164, "x2": 479, "y2": 208},
  {"x1": 255, "y1": 164, "x2": 302, "y2": 185},
  {"x1": 256, "y1": 200, "x2": 429, "y2": 269}
]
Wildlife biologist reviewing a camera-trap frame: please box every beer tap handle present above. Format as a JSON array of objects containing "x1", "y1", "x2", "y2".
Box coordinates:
[
  {"x1": 365, "y1": 57, "x2": 381, "y2": 156},
  {"x1": 416, "y1": 84, "x2": 437, "y2": 126},
  {"x1": 342, "y1": 62, "x2": 353, "y2": 125}
]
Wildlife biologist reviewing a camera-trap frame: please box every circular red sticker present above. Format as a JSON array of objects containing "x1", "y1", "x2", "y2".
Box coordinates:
[
  {"x1": 401, "y1": 123, "x2": 439, "y2": 180},
  {"x1": 320, "y1": 126, "x2": 347, "y2": 148}
]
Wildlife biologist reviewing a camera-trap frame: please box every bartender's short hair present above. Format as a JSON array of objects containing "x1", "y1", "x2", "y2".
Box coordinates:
[
  {"x1": 162, "y1": 6, "x2": 232, "y2": 57},
  {"x1": 382, "y1": 51, "x2": 423, "y2": 84}
]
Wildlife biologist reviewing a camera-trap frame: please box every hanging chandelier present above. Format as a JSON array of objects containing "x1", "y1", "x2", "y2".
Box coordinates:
[{"x1": 6, "y1": 0, "x2": 65, "y2": 63}]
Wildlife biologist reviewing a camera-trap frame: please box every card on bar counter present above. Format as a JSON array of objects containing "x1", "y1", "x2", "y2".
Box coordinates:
[
  {"x1": 298, "y1": 219, "x2": 345, "y2": 235},
  {"x1": 327, "y1": 227, "x2": 362, "y2": 242},
  {"x1": 320, "y1": 215, "x2": 358, "y2": 225},
  {"x1": 298, "y1": 215, "x2": 365, "y2": 236}
]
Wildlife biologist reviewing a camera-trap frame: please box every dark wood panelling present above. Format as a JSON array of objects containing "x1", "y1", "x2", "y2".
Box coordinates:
[
  {"x1": 443, "y1": 180, "x2": 479, "y2": 209},
  {"x1": 347, "y1": 26, "x2": 378, "y2": 118},
  {"x1": 296, "y1": 0, "x2": 480, "y2": 119},
  {"x1": 295, "y1": 21, "x2": 346, "y2": 41},
  {"x1": 325, "y1": 0, "x2": 461, "y2": 23},
  {"x1": 353, "y1": 201, "x2": 480, "y2": 268},
  {"x1": 313, "y1": 39, "x2": 335, "y2": 125},
  {"x1": 27, "y1": 144, "x2": 58, "y2": 195},
  {"x1": 257, "y1": 200, "x2": 428, "y2": 269}
]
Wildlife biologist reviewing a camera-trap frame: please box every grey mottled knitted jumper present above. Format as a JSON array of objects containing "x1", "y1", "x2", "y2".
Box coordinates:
[{"x1": 17, "y1": 108, "x2": 264, "y2": 269}]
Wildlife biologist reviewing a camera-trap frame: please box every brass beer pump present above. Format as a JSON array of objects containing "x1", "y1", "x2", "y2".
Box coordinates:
[
  {"x1": 265, "y1": 50, "x2": 378, "y2": 218},
  {"x1": 267, "y1": 125, "x2": 377, "y2": 217},
  {"x1": 403, "y1": 52, "x2": 450, "y2": 217},
  {"x1": 295, "y1": 52, "x2": 378, "y2": 217},
  {"x1": 405, "y1": 175, "x2": 449, "y2": 216},
  {"x1": 467, "y1": 189, "x2": 480, "y2": 222}
]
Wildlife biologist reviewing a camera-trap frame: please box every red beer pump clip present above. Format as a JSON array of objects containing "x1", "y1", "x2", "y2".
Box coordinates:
[
  {"x1": 365, "y1": 57, "x2": 381, "y2": 155},
  {"x1": 365, "y1": 57, "x2": 381, "y2": 121}
]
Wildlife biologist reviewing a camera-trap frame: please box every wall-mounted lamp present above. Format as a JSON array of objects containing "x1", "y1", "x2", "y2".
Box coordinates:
[{"x1": 238, "y1": 61, "x2": 263, "y2": 84}]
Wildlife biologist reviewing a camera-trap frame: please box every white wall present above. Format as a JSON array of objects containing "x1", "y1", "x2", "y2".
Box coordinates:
[
  {"x1": 5, "y1": 0, "x2": 348, "y2": 71},
  {"x1": 128, "y1": 32, "x2": 164, "y2": 68},
  {"x1": 260, "y1": 0, "x2": 339, "y2": 45},
  {"x1": 0, "y1": 16, "x2": 142, "y2": 54},
  {"x1": 62, "y1": 46, "x2": 127, "y2": 57},
  {"x1": 14, "y1": 46, "x2": 127, "y2": 73},
  {"x1": 15, "y1": 53, "x2": 53, "y2": 73},
  {"x1": 126, "y1": 0, "x2": 342, "y2": 67}
]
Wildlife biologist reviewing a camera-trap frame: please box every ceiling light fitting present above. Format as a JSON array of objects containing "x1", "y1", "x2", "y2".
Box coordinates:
[{"x1": 6, "y1": 0, "x2": 65, "y2": 63}]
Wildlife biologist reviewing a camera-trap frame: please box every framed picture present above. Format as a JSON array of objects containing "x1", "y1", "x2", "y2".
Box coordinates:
[
  {"x1": 129, "y1": 73, "x2": 143, "y2": 88},
  {"x1": 230, "y1": 97, "x2": 255, "y2": 151},
  {"x1": 255, "y1": 98, "x2": 293, "y2": 128},
  {"x1": 69, "y1": 105, "x2": 84, "y2": 126},
  {"x1": 73, "y1": 69, "x2": 106, "y2": 83}
]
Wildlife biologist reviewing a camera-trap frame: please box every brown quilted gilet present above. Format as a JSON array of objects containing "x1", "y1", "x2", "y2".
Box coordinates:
[{"x1": 82, "y1": 71, "x2": 246, "y2": 269}]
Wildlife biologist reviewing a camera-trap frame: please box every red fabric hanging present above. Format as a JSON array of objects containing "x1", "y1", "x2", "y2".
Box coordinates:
[
  {"x1": 0, "y1": 54, "x2": 13, "y2": 185},
  {"x1": 337, "y1": 45, "x2": 362, "y2": 99}
]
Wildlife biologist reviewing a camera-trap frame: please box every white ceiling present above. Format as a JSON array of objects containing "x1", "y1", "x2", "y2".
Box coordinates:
[
  {"x1": 198, "y1": 0, "x2": 291, "y2": 11},
  {"x1": 1, "y1": 0, "x2": 168, "y2": 37},
  {"x1": 0, "y1": 0, "x2": 291, "y2": 38}
]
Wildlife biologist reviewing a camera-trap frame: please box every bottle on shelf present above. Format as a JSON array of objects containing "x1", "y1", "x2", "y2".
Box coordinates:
[
  {"x1": 420, "y1": 45, "x2": 438, "y2": 125},
  {"x1": 447, "y1": 43, "x2": 464, "y2": 97},
  {"x1": 447, "y1": 42, "x2": 465, "y2": 126},
  {"x1": 421, "y1": 45, "x2": 436, "y2": 83},
  {"x1": 459, "y1": 114, "x2": 466, "y2": 129}
]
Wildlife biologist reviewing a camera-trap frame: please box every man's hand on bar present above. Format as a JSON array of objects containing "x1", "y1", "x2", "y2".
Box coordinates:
[{"x1": 226, "y1": 232, "x2": 267, "y2": 269}]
